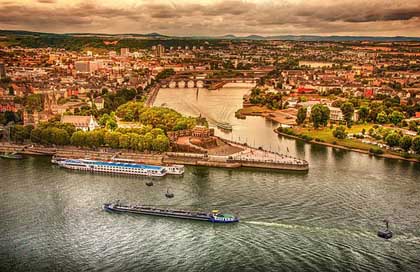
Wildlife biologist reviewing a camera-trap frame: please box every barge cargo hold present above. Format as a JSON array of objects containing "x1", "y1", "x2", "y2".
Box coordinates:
[{"x1": 103, "y1": 202, "x2": 239, "y2": 223}]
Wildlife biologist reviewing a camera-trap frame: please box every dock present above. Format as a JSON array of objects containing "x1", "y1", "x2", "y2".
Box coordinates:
[{"x1": 0, "y1": 142, "x2": 309, "y2": 172}]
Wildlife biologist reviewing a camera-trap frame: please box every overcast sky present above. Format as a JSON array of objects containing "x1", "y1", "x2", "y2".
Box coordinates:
[{"x1": 1, "y1": 0, "x2": 419, "y2": 36}]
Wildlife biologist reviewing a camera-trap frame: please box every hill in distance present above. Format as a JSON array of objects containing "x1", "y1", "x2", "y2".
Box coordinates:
[{"x1": 1, "y1": 29, "x2": 419, "y2": 42}]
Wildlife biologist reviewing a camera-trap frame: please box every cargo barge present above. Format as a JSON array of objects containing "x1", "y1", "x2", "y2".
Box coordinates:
[{"x1": 103, "y1": 202, "x2": 239, "y2": 223}]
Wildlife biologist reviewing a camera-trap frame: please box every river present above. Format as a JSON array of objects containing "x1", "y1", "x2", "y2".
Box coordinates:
[{"x1": 0, "y1": 84, "x2": 419, "y2": 271}]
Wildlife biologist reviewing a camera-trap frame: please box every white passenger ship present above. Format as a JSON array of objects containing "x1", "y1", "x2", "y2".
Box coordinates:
[
  {"x1": 163, "y1": 165, "x2": 185, "y2": 175},
  {"x1": 111, "y1": 158, "x2": 184, "y2": 175},
  {"x1": 58, "y1": 159, "x2": 167, "y2": 177}
]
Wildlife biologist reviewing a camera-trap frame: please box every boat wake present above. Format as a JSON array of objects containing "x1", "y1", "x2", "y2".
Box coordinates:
[
  {"x1": 244, "y1": 221, "x2": 303, "y2": 230},
  {"x1": 243, "y1": 221, "x2": 420, "y2": 244}
]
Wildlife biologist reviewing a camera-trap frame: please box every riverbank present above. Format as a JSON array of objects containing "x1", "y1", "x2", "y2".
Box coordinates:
[
  {"x1": 0, "y1": 142, "x2": 309, "y2": 171},
  {"x1": 236, "y1": 105, "x2": 298, "y2": 126},
  {"x1": 275, "y1": 129, "x2": 420, "y2": 163}
]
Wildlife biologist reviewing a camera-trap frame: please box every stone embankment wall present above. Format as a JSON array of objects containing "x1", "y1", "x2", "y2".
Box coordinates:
[{"x1": 0, "y1": 143, "x2": 309, "y2": 171}]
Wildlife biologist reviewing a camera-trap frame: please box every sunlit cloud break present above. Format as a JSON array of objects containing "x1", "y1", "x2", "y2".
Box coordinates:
[{"x1": 1, "y1": 0, "x2": 419, "y2": 36}]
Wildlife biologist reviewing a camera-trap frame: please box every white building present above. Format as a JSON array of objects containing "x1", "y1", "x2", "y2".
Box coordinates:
[{"x1": 61, "y1": 115, "x2": 99, "y2": 131}]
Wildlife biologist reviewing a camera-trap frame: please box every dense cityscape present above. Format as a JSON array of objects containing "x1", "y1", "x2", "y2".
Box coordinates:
[{"x1": 1, "y1": 34, "x2": 420, "y2": 160}]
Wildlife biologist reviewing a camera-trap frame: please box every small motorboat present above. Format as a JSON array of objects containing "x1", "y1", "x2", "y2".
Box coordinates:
[
  {"x1": 165, "y1": 188, "x2": 174, "y2": 198},
  {"x1": 216, "y1": 122, "x2": 233, "y2": 131},
  {"x1": 145, "y1": 181, "x2": 154, "y2": 186},
  {"x1": 377, "y1": 219, "x2": 393, "y2": 239}
]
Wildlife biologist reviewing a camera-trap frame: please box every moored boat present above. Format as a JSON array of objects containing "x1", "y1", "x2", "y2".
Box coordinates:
[
  {"x1": 51, "y1": 156, "x2": 66, "y2": 164},
  {"x1": 103, "y1": 201, "x2": 239, "y2": 223},
  {"x1": 112, "y1": 158, "x2": 184, "y2": 175},
  {"x1": 58, "y1": 159, "x2": 167, "y2": 177},
  {"x1": 216, "y1": 122, "x2": 233, "y2": 131},
  {"x1": 163, "y1": 164, "x2": 185, "y2": 175},
  {"x1": 0, "y1": 152, "x2": 24, "y2": 160}
]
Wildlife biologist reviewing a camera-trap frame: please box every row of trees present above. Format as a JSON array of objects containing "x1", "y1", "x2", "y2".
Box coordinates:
[
  {"x1": 70, "y1": 127, "x2": 169, "y2": 152},
  {"x1": 10, "y1": 121, "x2": 76, "y2": 145},
  {"x1": 9, "y1": 122, "x2": 171, "y2": 152},
  {"x1": 332, "y1": 96, "x2": 420, "y2": 128},
  {"x1": 297, "y1": 100, "x2": 413, "y2": 131},
  {"x1": 332, "y1": 125, "x2": 420, "y2": 154},
  {"x1": 384, "y1": 133, "x2": 420, "y2": 153}
]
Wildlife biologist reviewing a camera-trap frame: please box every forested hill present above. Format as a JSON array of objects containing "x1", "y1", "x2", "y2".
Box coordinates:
[{"x1": 1, "y1": 30, "x2": 419, "y2": 51}]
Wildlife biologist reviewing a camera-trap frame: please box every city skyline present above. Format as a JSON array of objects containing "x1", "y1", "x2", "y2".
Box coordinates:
[{"x1": 1, "y1": 0, "x2": 420, "y2": 37}]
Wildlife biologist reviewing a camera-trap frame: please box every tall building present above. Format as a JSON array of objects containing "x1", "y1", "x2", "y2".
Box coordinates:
[
  {"x1": 121, "y1": 48, "x2": 130, "y2": 57},
  {"x1": 0, "y1": 63, "x2": 6, "y2": 80},
  {"x1": 156, "y1": 44, "x2": 165, "y2": 57},
  {"x1": 74, "y1": 61, "x2": 89, "y2": 73}
]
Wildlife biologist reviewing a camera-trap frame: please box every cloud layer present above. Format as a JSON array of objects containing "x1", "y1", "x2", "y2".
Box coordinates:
[{"x1": 0, "y1": 0, "x2": 419, "y2": 36}]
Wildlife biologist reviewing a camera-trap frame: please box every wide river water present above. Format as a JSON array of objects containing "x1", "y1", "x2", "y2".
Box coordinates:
[{"x1": 1, "y1": 84, "x2": 420, "y2": 271}]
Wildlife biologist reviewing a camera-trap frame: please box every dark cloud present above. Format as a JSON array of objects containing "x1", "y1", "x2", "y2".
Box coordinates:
[
  {"x1": 296, "y1": 4, "x2": 420, "y2": 23},
  {"x1": 0, "y1": 0, "x2": 419, "y2": 36},
  {"x1": 37, "y1": 0, "x2": 56, "y2": 3}
]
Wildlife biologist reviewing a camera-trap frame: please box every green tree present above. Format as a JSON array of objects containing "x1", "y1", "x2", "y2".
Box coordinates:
[
  {"x1": 50, "y1": 128, "x2": 70, "y2": 146},
  {"x1": 385, "y1": 133, "x2": 401, "y2": 147},
  {"x1": 86, "y1": 129, "x2": 105, "y2": 148},
  {"x1": 99, "y1": 112, "x2": 118, "y2": 130},
  {"x1": 104, "y1": 131, "x2": 121, "y2": 149},
  {"x1": 408, "y1": 121, "x2": 418, "y2": 132},
  {"x1": 127, "y1": 133, "x2": 140, "y2": 150},
  {"x1": 98, "y1": 113, "x2": 111, "y2": 126},
  {"x1": 376, "y1": 111, "x2": 389, "y2": 124},
  {"x1": 153, "y1": 134, "x2": 170, "y2": 152},
  {"x1": 118, "y1": 134, "x2": 130, "y2": 149},
  {"x1": 11, "y1": 125, "x2": 29, "y2": 143},
  {"x1": 30, "y1": 128, "x2": 42, "y2": 143},
  {"x1": 70, "y1": 131, "x2": 87, "y2": 147},
  {"x1": 340, "y1": 102, "x2": 354, "y2": 128},
  {"x1": 412, "y1": 136, "x2": 420, "y2": 154},
  {"x1": 399, "y1": 135, "x2": 413, "y2": 152},
  {"x1": 389, "y1": 111, "x2": 404, "y2": 126},
  {"x1": 320, "y1": 105, "x2": 330, "y2": 127},
  {"x1": 310, "y1": 104, "x2": 330, "y2": 128},
  {"x1": 332, "y1": 126, "x2": 347, "y2": 139},
  {"x1": 296, "y1": 107, "x2": 307, "y2": 125},
  {"x1": 358, "y1": 106, "x2": 369, "y2": 122},
  {"x1": 310, "y1": 105, "x2": 322, "y2": 129}
]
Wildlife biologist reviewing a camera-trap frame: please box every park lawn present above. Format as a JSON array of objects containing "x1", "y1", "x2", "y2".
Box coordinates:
[{"x1": 292, "y1": 124, "x2": 376, "y2": 151}]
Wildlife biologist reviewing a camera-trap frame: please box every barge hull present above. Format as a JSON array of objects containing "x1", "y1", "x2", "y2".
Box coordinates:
[{"x1": 105, "y1": 206, "x2": 210, "y2": 221}]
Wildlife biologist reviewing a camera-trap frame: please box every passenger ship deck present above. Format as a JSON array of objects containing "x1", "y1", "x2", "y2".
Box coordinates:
[{"x1": 58, "y1": 159, "x2": 167, "y2": 177}]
